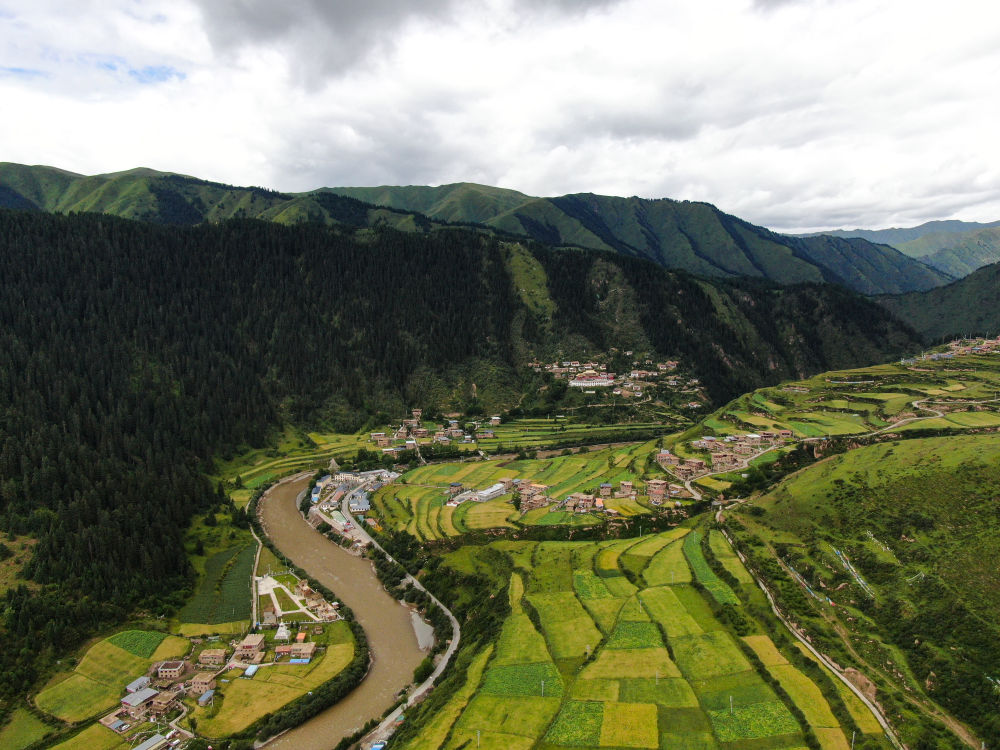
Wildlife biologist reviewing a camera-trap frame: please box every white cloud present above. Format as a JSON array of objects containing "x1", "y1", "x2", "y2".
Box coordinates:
[{"x1": 1, "y1": 0, "x2": 999, "y2": 231}]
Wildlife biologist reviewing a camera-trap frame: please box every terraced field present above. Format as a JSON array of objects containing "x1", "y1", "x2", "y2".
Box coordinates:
[
  {"x1": 371, "y1": 442, "x2": 661, "y2": 540},
  {"x1": 400, "y1": 527, "x2": 874, "y2": 749},
  {"x1": 701, "y1": 348, "x2": 1000, "y2": 440}
]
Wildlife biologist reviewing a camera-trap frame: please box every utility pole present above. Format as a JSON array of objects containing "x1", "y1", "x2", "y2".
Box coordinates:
[
  {"x1": 730, "y1": 695, "x2": 734, "y2": 715},
  {"x1": 541, "y1": 679, "x2": 545, "y2": 697}
]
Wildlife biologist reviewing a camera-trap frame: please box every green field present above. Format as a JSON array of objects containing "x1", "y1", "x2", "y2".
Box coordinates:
[
  {"x1": 36, "y1": 633, "x2": 188, "y2": 722},
  {"x1": 192, "y1": 621, "x2": 355, "y2": 737},
  {"x1": 0, "y1": 709, "x2": 54, "y2": 750},
  {"x1": 401, "y1": 527, "x2": 857, "y2": 749},
  {"x1": 178, "y1": 543, "x2": 255, "y2": 625}
]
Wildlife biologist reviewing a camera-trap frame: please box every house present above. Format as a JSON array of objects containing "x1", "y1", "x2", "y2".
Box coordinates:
[
  {"x1": 125, "y1": 676, "x2": 151, "y2": 693},
  {"x1": 656, "y1": 450, "x2": 680, "y2": 466},
  {"x1": 474, "y1": 482, "x2": 506, "y2": 502},
  {"x1": 121, "y1": 686, "x2": 159, "y2": 717},
  {"x1": 599, "y1": 483, "x2": 612, "y2": 497},
  {"x1": 198, "y1": 648, "x2": 228, "y2": 666},
  {"x1": 350, "y1": 496, "x2": 371, "y2": 513},
  {"x1": 290, "y1": 642, "x2": 317, "y2": 659},
  {"x1": 375, "y1": 436, "x2": 391, "y2": 448},
  {"x1": 490, "y1": 416, "x2": 502, "y2": 425},
  {"x1": 412, "y1": 408, "x2": 423, "y2": 420},
  {"x1": 275, "y1": 622, "x2": 291, "y2": 641},
  {"x1": 275, "y1": 644, "x2": 293, "y2": 657},
  {"x1": 235, "y1": 634, "x2": 266, "y2": 660},
  {"x1": 619, "y1": 480, "x2": 633, "y2": 494},
  {"x1": 147, "y1": 689, "x2": 180, "y2": 718},
  {"x1": 295, "y1": 631, "x2": 307, "y2": 643},
  {"x1": 189, "y1": 673, "x2": 217, "y2": 696},
  {"x1": 478, "y1": 429, "x2": 494, "y2": 439},
  {"x1": 413, "y1": 427, "x2": 429, "y2": 438},
  {"x1": 447, "y1": 482, "x2": 463, "y2": 496},
  {"x1": 261, "y1": 604, "x2": 278, "y2": 627},
  {"x1": 646, "y1": 479, "x2": 668, "y2": 495},
  {"x1": 157, "y1": 661, "x2": 185, "y2": 680},
  {"x1": 198, "y1": 689, "x2": 215, "y2": 707},
  {"x1": 778, "y1": 429, "x2": 793, "y2": 439}
]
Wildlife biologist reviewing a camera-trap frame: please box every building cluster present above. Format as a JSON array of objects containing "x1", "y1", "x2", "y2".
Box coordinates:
[
  {"x1": 448, "y1": 477, "x2": 518, "y2": 506},
  {"x1": 101, "y1": 651, "x2": 228, "y2": 735},
  {"x1": 370, "y1": 410, "x2": 502, "y2": 455},
  {"x1": 527, "y1": 356, "x2": 705, "y2": 403},
  {"x1": 656, "y1": 430, "x2": 792, "y2": 479},
  {"x1": 259, "y1": 576, "x2": 341, "y2": 626}
]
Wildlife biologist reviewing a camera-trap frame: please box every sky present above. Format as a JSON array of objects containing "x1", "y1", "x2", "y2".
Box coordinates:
[{"x1": 2, "y1": 0, "x2": 999, "y2": 232}]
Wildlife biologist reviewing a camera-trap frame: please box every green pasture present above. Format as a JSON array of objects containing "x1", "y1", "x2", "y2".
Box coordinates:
[{"x1": 0, "y1": 709, "x2": 53, "y2": 750}]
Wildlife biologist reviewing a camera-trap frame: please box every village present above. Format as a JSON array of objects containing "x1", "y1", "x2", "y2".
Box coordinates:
[
  {"x1": 529, "y1": 354, "x2": 706, "y2": 406},
  {"x1": 93, "y1": 568, "x2": 344, "y2": 750},
  {"x1": 656, "y1": 430, "x2": 794, "y2": 481}
]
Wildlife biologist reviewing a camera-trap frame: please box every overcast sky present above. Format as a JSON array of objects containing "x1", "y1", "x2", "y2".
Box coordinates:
[{"x1": 2, "y1": 0, "x2": 999, "y2": 232}]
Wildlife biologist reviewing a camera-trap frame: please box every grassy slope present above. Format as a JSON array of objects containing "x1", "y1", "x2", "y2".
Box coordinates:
[{"x1": 740, "y1": 434, "x2": 1000, "y2": 748}]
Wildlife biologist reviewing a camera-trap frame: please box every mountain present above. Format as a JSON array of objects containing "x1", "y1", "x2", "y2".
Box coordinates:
[
  {"x1": 330, "y1": 185, "x2": 950, "y2": 295},
  {"x1": 800, "y1": 219, "x2": 1000, "y2": 278},
  {"x1": 878, "y1": 260, "x2": 1000, "y2": 340},
  {"x1": 893, "y1": 225, "x2": 1000, "y2": 278},
  {"x1": 0, "y1": 209, "x2": 924, "y2": 700},
  {"x1": 0, "y1": 163, "x2": 950, "y2": 295}
]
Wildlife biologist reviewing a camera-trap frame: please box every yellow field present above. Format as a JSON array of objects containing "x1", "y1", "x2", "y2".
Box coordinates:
[
  {"x1": 599, "y1": 701, "x2": 659, "y2": 748},
  {"x1": 49, "y1": 723, "x2": 125, "y2": 750},
  {"x1": 581, "y1": 647, "x2": 681, "y2": 679},
  {"x1": 742, "y1": 635, "x2": 789, "y2": 666}
]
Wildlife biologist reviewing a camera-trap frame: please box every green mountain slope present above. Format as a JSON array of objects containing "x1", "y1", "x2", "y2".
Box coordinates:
[
  {"x1": 878, "y1": 260, "x2": 1000, "y2": 340},
  {"x1": 333, "y1": 185, "x2": 950, "y2": 295},
  {"x1": 894, "y1": 225, "x2": 1000, "y2": 277},
  {"x1": 0, "y1": 163, "x2": 949, "y2": 295},
  {"x1": 737, "y1": 435, "x2": 1000, "y2": 748},
  {"x1": 801, "y1": 219, "x2": 1000, "y2": 278}
]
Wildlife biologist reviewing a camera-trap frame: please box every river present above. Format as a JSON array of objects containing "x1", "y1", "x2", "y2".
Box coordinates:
[{"x1": 258, "y1": 474, "x2": 425, "y2": 749}]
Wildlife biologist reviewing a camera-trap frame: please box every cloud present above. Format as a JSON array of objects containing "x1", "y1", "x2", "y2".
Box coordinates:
[{"x1": 1, "y1": 0, "x2": 1000, "y2": 232}]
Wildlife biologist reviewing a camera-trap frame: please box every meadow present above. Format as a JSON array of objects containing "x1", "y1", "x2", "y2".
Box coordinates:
[{"x1": 398, "y1": 524, "x2": 872, "y2": 750}]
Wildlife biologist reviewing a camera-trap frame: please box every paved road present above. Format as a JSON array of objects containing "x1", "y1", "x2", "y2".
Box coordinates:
[{"x1": 340, "y1": 489, "x2": 462, "y2": 748}]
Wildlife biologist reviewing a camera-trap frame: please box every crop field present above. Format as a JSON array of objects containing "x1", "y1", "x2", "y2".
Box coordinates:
[
  {"x1": 372, "y1": 442, "x2": 660, "y2": 540},
  {"x1": 643, "y1": 534, "x2": 692, "y2": 586},
  {"x1": 36, "y1": 633, "x2": 187, "y2": 722},
  {"x1": 708, "y1": 531, "x2": 754, "y2": 585},
  {"x1": 413, "y1": 527, "x2": 857, "y2": 749},
  {"x1": 683, "y1": 532, "x2": 739, "y2": 605},
  {"x1": 107, "y1": 629, "x2": 167, "y2": 657},
  {"x1": 702, "y1": 349, "x2": 1000, "y2": 441},
  {"x1": 194, "y1": 623, "x2": 355, "y2": 737},
  {"x1": 49, "y1": 723, "x2": 126, "y2": 750},
  {"x1": 178, "y1": 544, "x2": 255, "y2": 625}
]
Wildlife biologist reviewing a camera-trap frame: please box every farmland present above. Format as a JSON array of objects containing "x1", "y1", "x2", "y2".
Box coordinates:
[
  {"x1": 35, "y1": 632, "x2": 188, "y2": 722},
  {"x1": 371, "y1": 441, "x2": 667, "y2": 541},
  {"x1": 191, "y1": 620, "x2": 356, "y2": 738},
  {"x1": 397, "y1": 525, "x2": 874, "y2": 750},
  {"x1": 695, "y1": 345, "x2": 1000, "y2": 441},
  {"x1": 0, "y1": 709, "x2": 54, "y2": 750}
]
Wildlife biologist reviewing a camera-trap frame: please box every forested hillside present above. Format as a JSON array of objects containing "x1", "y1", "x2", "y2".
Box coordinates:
[
  {"x1": 0, "y1": 163, "x2": 949, "y2": 295},
  {"x1": 0, "y1": 209, "x2": 923, "y2": 703},
  {"x1": 879, "y1": 260, "x2": 1000, "y2": 340}
]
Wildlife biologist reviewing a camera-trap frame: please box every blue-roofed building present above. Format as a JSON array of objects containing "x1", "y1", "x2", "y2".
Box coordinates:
[{"x1": 198, "y1": 689, "x2": 215, "y2": 706}]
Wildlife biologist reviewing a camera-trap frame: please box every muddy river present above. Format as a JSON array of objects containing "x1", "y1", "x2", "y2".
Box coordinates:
[{"x1": 258, "y1": 475, "x2": 425, "y2": 749}]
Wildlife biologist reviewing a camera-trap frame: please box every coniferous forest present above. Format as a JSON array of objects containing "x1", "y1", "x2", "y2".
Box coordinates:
[{"x1": 0, "y1": 209, "x2": 922, "y2": 699}]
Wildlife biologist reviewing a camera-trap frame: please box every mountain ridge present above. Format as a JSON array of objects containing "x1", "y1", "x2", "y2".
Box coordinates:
[{"x1": 0, "y1": 162, "x2": 949, "y2": 296}]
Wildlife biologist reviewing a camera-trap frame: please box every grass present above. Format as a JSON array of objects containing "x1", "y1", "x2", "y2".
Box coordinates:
[
  {"x1": 0, "y1": 709, "x2": 53, "y2": 750},
  {"x1": 618, "y1": 677, "x2": 699, "y2": 707},
  {"x1": 456, "y1": 694, "x2": 561, "y2": 738},
  {"x1": 48, "y1": 723, "x2": 126, "y2": 750}
]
